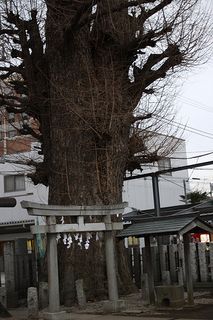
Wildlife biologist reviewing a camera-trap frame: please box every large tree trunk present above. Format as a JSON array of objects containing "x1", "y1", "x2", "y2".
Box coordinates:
[{"x1": 44, "y1": 4, "x2": 135, "y2": 305}]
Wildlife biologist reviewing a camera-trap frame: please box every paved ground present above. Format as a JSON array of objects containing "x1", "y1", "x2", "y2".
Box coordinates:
[
  {"x1": 67, "y1": 315, "x2": 173, "y2": 320},
  {"x1": 158, "y1": 303, "x2": 213, "y2": 319},
  {"x1": 7, "y1": 303, "x2": 213, "y2": 320},
  {"x1": 7, "y1": 291, "x2": 213, "y2": 320}
]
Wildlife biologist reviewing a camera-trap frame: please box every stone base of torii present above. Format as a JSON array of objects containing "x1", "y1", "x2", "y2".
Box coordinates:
[{"x1": 21, "y1": 201, "x2": 127, "y2": 320}]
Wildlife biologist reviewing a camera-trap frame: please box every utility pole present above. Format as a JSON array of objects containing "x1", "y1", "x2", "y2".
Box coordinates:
[
  {"x1": 124, "y1": 160, "x2": 213, "y2": 216},
  {"x1": 152, "y1": 174, "x2": 160, "y2": 216},
  {"x1": 183, "y1": 179, "x2": 188, "y2": 205},
  {"x1": 210, "y1": 183, "x2": 213, "y2": 198}
]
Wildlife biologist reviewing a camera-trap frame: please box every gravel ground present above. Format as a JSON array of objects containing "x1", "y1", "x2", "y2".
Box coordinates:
[
  {"x1": 8, "y1": 290, "x2": 213, "y2": 320},
  {"x1": 67, "y1": 290, "x2": 213, "y2": 314}
]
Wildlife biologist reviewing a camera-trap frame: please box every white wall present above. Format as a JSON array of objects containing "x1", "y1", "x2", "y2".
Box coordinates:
[
  {"x1": 0, "y1": 161, "x2": 48, "y2": 224},
  {"x1": 123, "y1": 140, "x2": 189, "y2": 210}
]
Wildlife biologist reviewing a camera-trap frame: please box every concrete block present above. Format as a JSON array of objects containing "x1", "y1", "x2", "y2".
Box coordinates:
[
  {"x1": 155, "y1": 285, "x2": 184, "y2": 307},
  {"x1": 39, "y1": 282, "x2": 48, "y2": 309},
  {"x1": 27, "y1": 287, "x2": 38, "y2": 319},
  {"x1": 103, "y1": 300, "x2": 126, "y2": 313}
]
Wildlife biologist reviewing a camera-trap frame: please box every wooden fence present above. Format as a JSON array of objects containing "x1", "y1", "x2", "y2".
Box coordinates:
[{"x1": 127, "y1": 242, "x2": 213, "y2": 288}]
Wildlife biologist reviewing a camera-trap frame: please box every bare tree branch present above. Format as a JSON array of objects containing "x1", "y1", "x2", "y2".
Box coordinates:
[{"x1": 131, "y1": 113, "x2": 152, "y2": 124}]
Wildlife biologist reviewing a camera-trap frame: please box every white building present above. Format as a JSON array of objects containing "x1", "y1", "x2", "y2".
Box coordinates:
[
  {"x1": 123, "y1": 138, "x2": 189, "y2": 211},
  {"x1": 0, "y1": 156, "x2": 48, "y2": 226}
]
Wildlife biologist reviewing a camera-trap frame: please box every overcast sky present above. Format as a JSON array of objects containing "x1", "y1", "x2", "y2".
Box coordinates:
[
  {"x1": 175, "y1": 55, "x2": 213, "y2": 193},
  {"x1": 167, "y1": 0, "x2": 213, "y2": 194}
]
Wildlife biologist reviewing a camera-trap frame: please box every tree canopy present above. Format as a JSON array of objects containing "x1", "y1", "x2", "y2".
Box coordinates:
[
  {"x1": 180, "y1": 190, "x2": 210, "y2": 204},
  {"x1": 0, "y1": 1, "x2": 211, "y2": 189}
]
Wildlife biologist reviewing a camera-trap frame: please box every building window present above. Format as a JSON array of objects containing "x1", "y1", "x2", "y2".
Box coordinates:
[
  {"x1": 4, "y1": 174, "x2": 25, "y2": 192},
  {"x1": 158, "y1": 158, "x2": 172, "y2": 175}
]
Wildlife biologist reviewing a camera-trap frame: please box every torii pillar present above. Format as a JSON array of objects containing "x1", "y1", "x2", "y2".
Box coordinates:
[{"x1": 46, "y1": 216, "x2": 60, "y2": 313}]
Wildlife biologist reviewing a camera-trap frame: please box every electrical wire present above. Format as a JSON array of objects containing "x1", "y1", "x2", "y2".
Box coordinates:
[
  {"x1": 159, "y1": 175, "x2": 191, "y2": 192},
  {"x1": 173, "y1": 150, "x2": 213, "y2": 154},
  {"x1": 188, "y1": 156, "x2": 199, "y2": 180},
  {"x1": 152, "y1": 114, "x2": 213, "y2": 140},
  {"x1": 170, "y1": 151, "x2": 213, "y2": 160},
  {"x1": 178, "y1": 96, "x2": 213, "y2": 114}
]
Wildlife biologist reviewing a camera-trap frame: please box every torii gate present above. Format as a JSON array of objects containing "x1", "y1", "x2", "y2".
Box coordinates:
[{"x1": 21, "y1": 201, "x2": 127, "y2": 319}]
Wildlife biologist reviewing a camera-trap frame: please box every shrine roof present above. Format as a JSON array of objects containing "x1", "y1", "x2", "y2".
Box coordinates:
[{"x1": 118, "y1": 214, "x2": 213, "y2": 238}]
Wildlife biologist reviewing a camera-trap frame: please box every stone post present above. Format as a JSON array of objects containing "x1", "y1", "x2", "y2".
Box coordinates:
[
  {"x1": 190, "y1": 243, "x2": 197, "y2": 282},
  {"x1": 183, "y1": 233, "x2": 194, "y2": 305},
  {"x1": 177, "y1": 267, "x2": 184, "y2": 286},
  {"x1": 159, "y1": 245, "x2": 167, "y2": 276},
  {"x1": 162, "y1": 271, "x2": 171, "y2": 285},
  {"x1": 198, "y1": 243, "x2": 208, "y2": 282},
  {"x1": 144, "y1": 236, "x2": 155, "y2": 304},
  {"x1": 3, "y1": 241, "x2": 18, "y2": 307},
  {"x1": 75, "y1": 279, "x2": 86, "y2": 308},
  {"x1": 141, "y1": 273, "x2": 149, "y2": 304},
  {"x1": 27, "y1": 287, "x2": 38, "y2": 319},
  {"x1": 209, "y1": 243, "x2": 213, "y2": 281},
  {"x1": 169, "y1": 245, "x2": 176, "y2": 282},
  {"x1": 177, "y1": 241, "x2": 185, "y2": 281}
]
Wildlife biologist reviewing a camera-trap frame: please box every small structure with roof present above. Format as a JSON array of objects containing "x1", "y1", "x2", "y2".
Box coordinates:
[{"x1": 118, "y1": 214, "x2": 213, "y2": 305}]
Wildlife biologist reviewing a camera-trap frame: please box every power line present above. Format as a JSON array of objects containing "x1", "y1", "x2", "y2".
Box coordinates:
[
  {"x1": 178, "y1": 95, "x2": 213, "y2": 113},
  {"x1": 174, "y1": 150, "x2": 213, "y2": 154},
  {"x1": 160, "y1": 175, "x2": 191, "y2": 192},
  {"x1": 125, "y1": 174, "x2": 201, "y2": 181},
  {"x1": 152, "y1": 114, "x2": 213, "y2": 140},
  {"x1": 124, "y1": 160, "x2": 213, "y2": 181},
  {"x1": 170, "y1": 151, "x2": 213, "y2": 160}
]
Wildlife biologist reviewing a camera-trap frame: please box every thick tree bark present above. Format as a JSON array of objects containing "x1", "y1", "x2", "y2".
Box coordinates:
[
  {"x1": 44, "y1": 5, "x2": 135, "y2": 304},
  {"x1": 46, "y1": 27, "x2": 130, "y2": 205}
]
